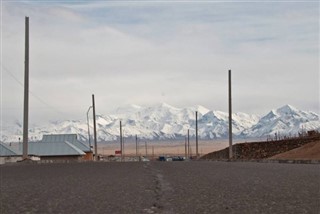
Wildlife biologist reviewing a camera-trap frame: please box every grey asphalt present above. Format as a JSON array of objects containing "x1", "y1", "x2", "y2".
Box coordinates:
[{"x1": 1, "y1": 161, "x2": 319, "y2": 214}]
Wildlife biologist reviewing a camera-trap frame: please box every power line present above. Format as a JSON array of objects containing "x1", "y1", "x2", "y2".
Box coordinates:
[{"x1": 2, "y1": 64, "x2": 68, "y2": 117}]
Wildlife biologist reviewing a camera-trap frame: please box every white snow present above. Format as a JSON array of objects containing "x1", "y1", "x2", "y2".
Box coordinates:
[{"x1": 1, "y1": 104, "x2": 319, "y2": 142}]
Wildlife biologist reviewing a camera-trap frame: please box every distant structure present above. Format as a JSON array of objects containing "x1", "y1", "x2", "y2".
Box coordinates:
[
  {"x1": 120, "y1": 120, "x2": 123, "y2": 160},
  {"x1": 185, "y1": 136, "x2": 187, "y2": 158},
  {"x1": 42, "y1": 134, "x2": 93, "y2": 160},
  {"x1": 187, "y1": 129, "x2": 190, "y2": 158},
  {"x1": 0, "y1": 134, "x2": 92, "y2": 164},
  {"x1": 228, "y1": 69, "x2": 233, "y2": 159},
  {"x1": 92, "y1": 94, "x2": 98, "y2": 161},
  {"x1": 0, "y1": 142, "x2": 21, "y2": 164},
  {"x1": 196, "y1": 111, "x2": 198, "y2": 157},
  {"x1": 145, "y1": 141, "x2": 148, "y2": 157},
  {"x1": 86, "y1": 106, "x2": 92, "y2": 150},
  {"x1": 22, "y1": 16, "x2": 29, "y2": 159},
  {"x1": 135, "y1": 135, "x2": 138, "y2": 156}
]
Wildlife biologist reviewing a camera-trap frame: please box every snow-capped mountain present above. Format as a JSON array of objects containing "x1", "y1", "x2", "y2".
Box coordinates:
[
  {"x1": 241, "y1": 104, "x2": 319, "y2": 138},
  {"x1": 1, "y1": 104, "x2": 319, "y2": 143},
  {"x1": 198, "y1": 111, "x2": 260, "y2": 139}
]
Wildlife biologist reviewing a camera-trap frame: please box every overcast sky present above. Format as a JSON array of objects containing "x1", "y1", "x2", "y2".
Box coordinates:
[{"x1": 1, "y1": 0, "x2": 319, "y2": 125}]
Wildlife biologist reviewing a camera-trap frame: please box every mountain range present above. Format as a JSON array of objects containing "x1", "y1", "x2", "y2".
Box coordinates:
[{"x1": 1, "y1": 104, "x2": 319, "y2": 143}]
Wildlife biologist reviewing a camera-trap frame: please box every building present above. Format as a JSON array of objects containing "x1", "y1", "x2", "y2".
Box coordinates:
[
  {"x1": 0, "y1": 134, "x2": 93, "y2": 164},
  {"x1": 0, "y1": 142, "x2": 21, "y2": 164},
  {"x1": 41, "y1": 134, "x2": 93, "y2": 160},
  {"x1": 26, "y1": 141, "x2": 86, "y2": 161}
]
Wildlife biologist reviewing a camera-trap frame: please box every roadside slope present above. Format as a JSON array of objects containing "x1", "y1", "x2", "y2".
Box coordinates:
[
  {"x1": 200, "y1": 135, "x2": 320, "y2": 160},
  {"x1": 269, "y1": 141, "x2": 320, "y2": 160}
]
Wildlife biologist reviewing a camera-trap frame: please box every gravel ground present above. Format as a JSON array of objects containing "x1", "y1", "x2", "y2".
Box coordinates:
[{"x1": 1, "y1": 161, "x2": 319, "y2": 214}]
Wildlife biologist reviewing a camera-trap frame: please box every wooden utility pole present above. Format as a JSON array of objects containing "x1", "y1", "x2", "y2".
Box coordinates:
[
  {"x1": 184, "y1": 136, "x2": 187, "y2": 158},
  {"x1": 135, "y1": 134, "x2": 138, "y2": 157},
  {"x1": 120, "y1": 121, "x2": 123, "y2": 161},
  {"x1": 145, "y1": 142, "x2": 147, "y2": 157},
  {"x1": 86, "y1": 106, "x2": 92, "y2": 151},
  {"x1": 228, "y1": 69, "x2": 233, "y2": 159},
  {"x1": 92, "y1": 94, "x2": 98, "y2": 161},
  {"x1": 187, "y1": 129, "x2": 190, "y2": 158},
  {"x1": 123, "y1": 132, "x2": 125, "y2": 158},
  {"x1": 195, "y1": 111, "x2": 198, "y2": 157},
  {"x1": 22, "y1": 17, "x2": 29, "y2": 160}
]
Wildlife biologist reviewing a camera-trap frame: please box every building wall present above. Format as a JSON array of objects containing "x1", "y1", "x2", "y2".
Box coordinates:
[
  {"x1": 0, "y1": 156, "x2": 22, "y2": 165},
  {"x1": 40, "y1": 155, "x2": 82, "y2": 162},
  {"x1": 83, "y1": 152, "x2": 93, "y2": 161}
]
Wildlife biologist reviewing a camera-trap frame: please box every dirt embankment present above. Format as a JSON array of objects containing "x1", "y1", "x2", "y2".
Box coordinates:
[
  {"x1": 201, "y1": 135, "x2": 320, "y2": 160},
  {"x1": 269, "y1": 141, "x2": 320, "y2": 160}
]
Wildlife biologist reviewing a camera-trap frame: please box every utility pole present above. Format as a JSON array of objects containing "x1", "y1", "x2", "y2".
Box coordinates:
[
  {"x1": 145, "y1": 141, "x2": 147, "y2": 157},
  {"x1": 22, "y1": 17, "x2": 29, "y2": 160},
  {"x1": 135, "y1": 134, "x2": 138, "y2": 157},
  {"x1": 228, "y1": 69, "x2": 233, "y2": 159},
  {"x1": 92, "y1": 94, "x2": 98, "y2": 161},
  {"x1": 86, "y1": 106, "x2": 92, "y2": 151},
  {"x1": 120, "y1": 121, "x2": 123, "y2": 161},
  {"x1": 195, "y1": 111, "x2": 198, "y2": 157},
  {"x1": 123, "y1": 131, "x2": 125, "y2": 159},
  {"x1": 185, "y1": 136, "x2": 187, "y2": 158},
  {"x1": 187, "y1": 129, "x2": 190, "y2": 158}
]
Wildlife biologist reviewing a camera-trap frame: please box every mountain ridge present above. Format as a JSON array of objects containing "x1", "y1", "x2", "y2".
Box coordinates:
[{"x1": 1, "y1": 104, "x2": 319, "y2": 143}]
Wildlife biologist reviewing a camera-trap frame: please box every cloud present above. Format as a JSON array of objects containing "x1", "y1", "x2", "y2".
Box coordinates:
[{"x1": 1, "y1": 1, "x2": 319, "y2": 125}]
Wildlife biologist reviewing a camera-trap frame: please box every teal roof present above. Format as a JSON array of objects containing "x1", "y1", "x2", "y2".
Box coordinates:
[
  {"x1": 0, "y1": 142, "x2": 20, "y2": 156},
  {"x1": 42, "y1": 134, "x2": 91, "y2": 152},
  {"x1": 42, "y1": 134, "x2": 77, "y2": 143},
  {"x1": 1, "y1": 134, "x2": 89, "y2": 157},
  {"x1": 0, "y1": 141, "x2": 85, "y2": 157},
  {"x1": 27, "y1": 141, "x2": 85, "y2": 156}
]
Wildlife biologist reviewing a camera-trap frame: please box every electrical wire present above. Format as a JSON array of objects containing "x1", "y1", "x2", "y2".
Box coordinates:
[{"x1": 2, "y1": 64, "x2": 69, "y2": 117}]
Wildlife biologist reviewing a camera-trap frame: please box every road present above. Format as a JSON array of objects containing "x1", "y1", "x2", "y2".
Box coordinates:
[{"x1": 1, "y1": 161, "x2": 319, "y2": 214}]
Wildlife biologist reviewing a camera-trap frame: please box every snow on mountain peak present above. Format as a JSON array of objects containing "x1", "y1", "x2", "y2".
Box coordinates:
[
  {"x1": 243, "y1": 104, "x2": 319, "y2": 138},
  {"x1": 1, "y1": 104, "x2": 319, "y2": 142},
  {"x1": 156, "y1": 103, "x2": 180, "y2": 110},
  {"x1": 276, "y1": 104, "x2": 299, "y2": 115},
  {"x1": 113, "y1": 104, "x2": 142, "y2": 114},
  {"x1": 193, "y1": 105, "x2": 210, "y2": 115}
]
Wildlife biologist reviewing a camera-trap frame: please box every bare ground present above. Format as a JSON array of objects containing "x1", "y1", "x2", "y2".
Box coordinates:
[
  {"x1": 201, "y1": 135, "x2": 320, "y2": 160},
  {"x1": 269, "y1": 140, "x2": 320, "y2": 160},
  {"x1": 99, "y1": 140, "x2": 231, "y2": 157}
]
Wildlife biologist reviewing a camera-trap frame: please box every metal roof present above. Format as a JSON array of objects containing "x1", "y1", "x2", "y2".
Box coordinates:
[
  {"x1": 42, "y1": 134, "x2": 77, "y2": 143},
  {"x1": 27, "y1": 141, "x2": 85, "y2": 156},
  {"x1": 1, "y1": 134, "x2": 90, "y2": 157},
  {"x1": 42, "y1": 134, "x2": 91, "y2": 152},
  {"x1": 0, "y1": 142, "x2": 20, "y2": 156}
]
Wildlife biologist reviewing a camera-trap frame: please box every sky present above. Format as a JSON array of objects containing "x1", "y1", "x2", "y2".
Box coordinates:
[{"x1": 1, "y1": 0, "x2": 319, "y2": 125}]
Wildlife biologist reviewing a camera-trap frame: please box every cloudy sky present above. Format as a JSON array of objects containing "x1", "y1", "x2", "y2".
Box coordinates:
[{"x1": 1, "y1": 0, "x2": 319, "y2": 125}]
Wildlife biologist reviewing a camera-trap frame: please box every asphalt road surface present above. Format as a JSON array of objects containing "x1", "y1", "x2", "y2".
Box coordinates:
[{"x1": 1, "y1": 161, "x2": 319, "y2": 214}]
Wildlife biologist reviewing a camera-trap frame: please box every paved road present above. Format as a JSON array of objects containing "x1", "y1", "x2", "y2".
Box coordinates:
[{"x1": 1, "y1": 161, "x2": 319, "y2": 213}]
